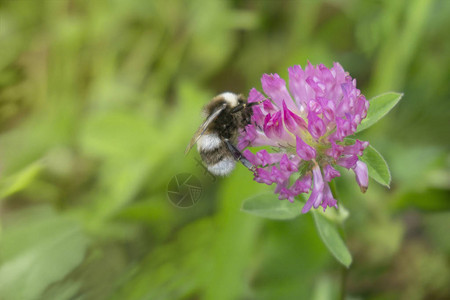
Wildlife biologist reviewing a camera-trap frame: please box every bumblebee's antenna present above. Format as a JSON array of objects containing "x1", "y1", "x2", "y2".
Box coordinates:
[
  {"x1": 230, "y1": 100, "x2": 265, "y2": 114},
  {"x1": 246, "y1": 100, "x2": 264, "y2": 108}
]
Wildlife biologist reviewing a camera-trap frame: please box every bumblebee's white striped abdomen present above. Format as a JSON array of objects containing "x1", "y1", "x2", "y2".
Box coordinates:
[
  {"x1": 197, "y1": 133, "x2": 222, "y2": 152},
  {"x1": 207, "y1": 157, "x2": 236, "y2": 176},
  {"x1": 197, "y1": 133, "x2": 236, "y2": 176}
]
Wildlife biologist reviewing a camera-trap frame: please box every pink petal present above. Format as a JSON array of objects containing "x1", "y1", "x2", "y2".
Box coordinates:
[
  {"x1": 263, "y1": 112, "x2": 283, "y2": 140},
  {"x1": 337, "y1": 154, "x2": 358, "y2": 169},
  {"x1": 302, "y1": 165, "x2": 325, "y2": 213},
  {"x1": 242, "y1": 149, "x2": 261, "y2": 166},
  {"x1": 263, "y1": 99, "x2": 277, "y2": 113},
  {"x1": 251, "y1": 105, "x2": 265, "y2": 126},
  {"x1": 279, "y1": 154, "x2": 298, "y2": 172},
  {"x1": 237, "y1": 124, "x2": 257, "y2": 150},
  {"x1": 326, "y1": 142, "x2": 344, "y2": 159},
  {"x1": 248, "y1": 88, "x2": 266, "y2": 103},
  {"x1": 254, "y1": 168, "x2": 274, "y2": 185},
  {"x1": 282, "y1": 101, "x2": 307, "y2": 134},
  {"x1": 279, "y1": 186, "x2": 295, "y2": 203},
  {"x1": 288, "y1": 65, "x2": 314, "y2": 111},
  {"x1": 261, "y1": 73, "x2": 298, "y2": 112},
  {"x1": 302, "y1": 188, "x2": 322, "y2": 213},
  {"x1": 342, "y1": 140, "x2": 369, "y2": 156},
  {"x1": 307, "y1": 111, "x2": 326, "y2": 140},
  {"x1": 353, "y1": 160, "x2": 368, "y2": 193},
  {"x1": 321, "y1": 182, "x2": 337, "y2": 211},
  {"x1": 323, "y1": 164, "x2": 340, "y2": 182},
  {"x1": 291, "y1": 174, "x2": 312, "y2": 194},
  {"x1": 256, "y1": 149, "x2": 273, "y2": 166},
  {"x1": 296, "y1": 135, "x2": 316, "y2": 161}
]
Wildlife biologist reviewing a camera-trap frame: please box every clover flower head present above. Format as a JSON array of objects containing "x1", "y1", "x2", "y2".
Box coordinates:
[{"x1": 239, "y1": 62, "x2": 370, "y2": 213}]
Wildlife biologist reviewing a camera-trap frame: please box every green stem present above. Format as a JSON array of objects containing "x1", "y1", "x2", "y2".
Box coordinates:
[
  {"x1": 330, "y1": 180, "x2": 349, "y2": 300},
  {"x1": 339, "y1": 266, "x2": 349, "y2": 300}
]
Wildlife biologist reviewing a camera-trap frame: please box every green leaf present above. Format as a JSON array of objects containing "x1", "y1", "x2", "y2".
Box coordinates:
[
  {"x1": 38, "y1": 280, "x2": 82, "y2": 300},
  {"x1": 80, "y1": 112, "x2": 156, "y2": 159},
  {"x1": 360, "y1": 144, "x2": 391, "y2": 188},
  {"x1": 0, "y1": 210, "x2": 89, "y2": 300},
  {"x1": 312, "y1": 211, "x2": 352, "y2": 268},
  {"x1": 356, "y1": 92, "x2": 403, "y2": 133},
  {"x1": 241, "y1": 192, "x2": 302, "y2": 220},
  {"x1": 315, "y1": 202, "x2": 349, "y2": 225},
  {"x1": 0, "y1": 162, "x2": 42, "y2": 200}
]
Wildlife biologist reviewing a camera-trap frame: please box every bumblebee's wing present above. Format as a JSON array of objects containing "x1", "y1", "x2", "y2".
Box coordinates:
[{"x1": 184, "y1": 103, "x2": 227, "y2": 155}]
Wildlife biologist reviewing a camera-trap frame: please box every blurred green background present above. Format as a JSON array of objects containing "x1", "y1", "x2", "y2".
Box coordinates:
[{"x1": 0, "y1": 0, "x2": 449, "y2": 299}]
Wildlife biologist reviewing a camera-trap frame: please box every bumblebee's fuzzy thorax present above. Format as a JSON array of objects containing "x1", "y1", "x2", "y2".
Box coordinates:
[{"x1": 202, "y1": 92, "x2": 249, "y2": 141}]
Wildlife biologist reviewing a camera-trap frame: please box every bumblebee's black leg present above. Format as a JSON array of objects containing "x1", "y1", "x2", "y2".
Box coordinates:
[{"x1": 224, "y1": 139, "x2": 256, "y2": 172}]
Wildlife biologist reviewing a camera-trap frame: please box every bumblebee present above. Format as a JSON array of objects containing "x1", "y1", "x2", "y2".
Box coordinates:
[{"x1": 185, "y1": 92, "x2": 261, "y2": 176}]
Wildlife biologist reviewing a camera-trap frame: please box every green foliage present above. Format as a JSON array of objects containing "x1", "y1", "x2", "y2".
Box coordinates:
[
  {"x1": 312, "y1": 211, "x2": 352, "y2": 268},
  {"x1": 357, "y1": 92, "x2": 404, "y2": 133},
  {"x1": 0, "y1": 163, "x2": 42, "y2": 199},
  {"x1": 0, "y1": 0, "x2": 449, "y2": 299},
  {"x1": 360, "y1": 143, "x2": 392, "y2": 187},
  {"x1": 241, "y1": 191, "x2": 354, "y2": 268},
  {"x1": 241, "y1": 192, "x2": 302, "y2": 220},
  {"x1": 345, "y1": 138, "x2": 392, "y2": 187},
  {"x1": 0, "y1": 208, "x2": 89, "y2": 300}
]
